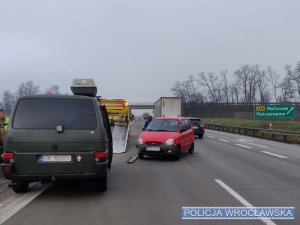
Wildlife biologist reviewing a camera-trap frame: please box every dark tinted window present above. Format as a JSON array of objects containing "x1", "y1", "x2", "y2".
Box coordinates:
[
  {"x1": 184, "y1": 120, "x2": 192, "y2": 129},
  {"x1": 13, "y1": 99, "x2": 97, "y2": 129},
  {"x1": 190, "y1": 119, "x2": 201, "y2": 126},
  {"x1": 180, "y1": 120, "x2": 186, "y2": 130}
]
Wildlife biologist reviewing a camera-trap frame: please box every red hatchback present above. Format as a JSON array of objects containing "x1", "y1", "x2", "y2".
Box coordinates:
[{"x1": 136, "y1": 117, "x2": 195, "y2": 160}]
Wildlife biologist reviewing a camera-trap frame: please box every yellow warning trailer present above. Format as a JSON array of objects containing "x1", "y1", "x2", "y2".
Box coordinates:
[{"x1": 99, "y1": 99, "x2": 129, "y2": 124}]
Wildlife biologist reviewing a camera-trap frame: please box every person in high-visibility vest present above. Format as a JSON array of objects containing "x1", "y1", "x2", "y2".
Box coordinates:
[
  {"x1": 0, "y1": 109, "x2": 10, "y2": 131},
  {"x1": 0, "y1": 108, "x2": 9, "y2": 158}
]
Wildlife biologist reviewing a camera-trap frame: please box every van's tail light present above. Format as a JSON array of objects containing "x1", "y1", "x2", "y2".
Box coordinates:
[
  {"x1": 95, "y1": 151, "x2": 107, "y2": 162},
  {"x1": 1, "y1": 152, "x2": 14, "y2": 163},
  {"x1": 3, "y1": 166, "x2": 12, "y2": 171}
]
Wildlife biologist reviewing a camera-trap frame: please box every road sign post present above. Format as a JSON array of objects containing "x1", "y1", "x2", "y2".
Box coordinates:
[{"x1": 254, "y1": 104, "x2": 296, "y2": 119}]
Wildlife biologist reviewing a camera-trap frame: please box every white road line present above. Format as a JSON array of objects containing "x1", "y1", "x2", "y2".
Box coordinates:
[
  {"x1": 0, "y1": 184, "x2": 49, "y2": 225},
  {"x1": 207, "y1": 136, "x2": 215, "y2": 139},
  {"x1": 235, "y1": 144, "x2": 252, "y2": 149},
  {"x1": 218, "y1": 139, "x2": 230, "y2": 143},
  {"x1": 239, "y1": 140, "x2": 268, "y2": 148},
  {"x1": 261, "y1": 151, "x2": 288, "y2": 159},
  {"x1": 215, "y1": 179, "x2": 276, "y2": 225}
]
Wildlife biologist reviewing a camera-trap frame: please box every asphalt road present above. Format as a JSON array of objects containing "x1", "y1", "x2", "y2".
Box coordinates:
[{"x1": 1, "y1": 120, "x2": 299, "y2": 225}]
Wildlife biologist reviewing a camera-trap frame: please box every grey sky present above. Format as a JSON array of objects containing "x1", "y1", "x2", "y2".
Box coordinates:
[{"x1": 1, "y1": 0, "x2": 300, "y2": 102}]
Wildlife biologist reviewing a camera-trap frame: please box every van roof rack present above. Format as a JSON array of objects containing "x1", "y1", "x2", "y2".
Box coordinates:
[{"x1": 71, "y1": 79, "x2": 97, "y2": 97}]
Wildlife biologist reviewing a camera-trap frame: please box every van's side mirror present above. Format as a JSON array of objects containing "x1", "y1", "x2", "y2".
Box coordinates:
[{"x1": 180, "y1": 128, "x2": 186, "y2": 133}]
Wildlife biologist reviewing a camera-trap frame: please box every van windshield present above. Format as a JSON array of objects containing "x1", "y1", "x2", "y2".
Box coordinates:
[{"x1": 13, "y1": 99, "x2": 97, "y2": 129}]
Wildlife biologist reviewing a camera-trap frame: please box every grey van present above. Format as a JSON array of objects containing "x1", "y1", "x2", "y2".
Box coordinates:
[{"x1": 1, "y1": 95, "x2": 112, "y2": 193}]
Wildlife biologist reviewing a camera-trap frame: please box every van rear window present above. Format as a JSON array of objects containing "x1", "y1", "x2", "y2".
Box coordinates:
[{"x1": 13, "y1": 99, "x2": 97, "y2": 129}]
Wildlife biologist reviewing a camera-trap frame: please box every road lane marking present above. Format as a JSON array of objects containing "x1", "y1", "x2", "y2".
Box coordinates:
[
  {"x1": 215, "y1": 179, "x2": 276, "y2": 225},
  {"x1": 239, "y1": 139, "x2": 268, "y2": 148},
  {"x1": 0, "y1": 184, "x2": 49, "y2": 225},
  {"x1": 261, "y1": 151, "x2": 288, "y2": 159},
  {"x1": 207, "y1": 136, "x2": 215, "y2": 139},
  {"x1": 243, "y1": 142, "x2": 268, "y2": 148},
  {"x1": 235, "y1": 144, "x2": 252, "y2": 149},
  {"x1": 218, "y1": 139, "x2": 230, "y2": 143}
]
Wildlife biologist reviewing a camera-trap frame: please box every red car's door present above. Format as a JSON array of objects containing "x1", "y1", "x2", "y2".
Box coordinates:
[
  {"x1": 178, "y1": 119, "x2": 189, "y2": 152},
  {"x1": 182, "y1": 119, "x2": 194, "y2": 151}
]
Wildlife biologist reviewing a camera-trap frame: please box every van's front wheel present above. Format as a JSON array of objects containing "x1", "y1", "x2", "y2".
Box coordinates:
[{"x1": 12, "y1": 181, "x2": 29, "y2": 193}]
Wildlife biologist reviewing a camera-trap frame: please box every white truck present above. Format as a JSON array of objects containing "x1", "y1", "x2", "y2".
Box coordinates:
[{"x1": 154, "y1": 97, "x2": 182, "y2": 117}]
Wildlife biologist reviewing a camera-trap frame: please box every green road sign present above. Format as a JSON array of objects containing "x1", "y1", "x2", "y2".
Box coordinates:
[{"x1": 254, "y1": 104, "x2": 296, "y2": 119}]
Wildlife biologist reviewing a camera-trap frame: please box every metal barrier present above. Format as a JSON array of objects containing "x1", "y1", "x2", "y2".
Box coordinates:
[{"x1": 206, "y1": 124, "x2": 300, "y2": 143}]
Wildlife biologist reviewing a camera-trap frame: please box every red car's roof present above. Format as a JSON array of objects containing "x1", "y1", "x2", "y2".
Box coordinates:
[{"x1": 154, "y1": 116, "x2": 183, "y2": 120}]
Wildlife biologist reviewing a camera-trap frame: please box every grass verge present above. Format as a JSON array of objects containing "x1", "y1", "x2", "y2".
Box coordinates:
[
  {"x1": 203, "y1": 118, "x2": 300, "y2": 144},
  {"x1": 203, "y1": 118, "x2": 300, "y2": 131}
]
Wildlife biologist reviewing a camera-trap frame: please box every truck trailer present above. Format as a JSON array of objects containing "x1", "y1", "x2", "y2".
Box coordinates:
[{"x1": 154, "y1": 97, "x2": 182, "y2": 117}]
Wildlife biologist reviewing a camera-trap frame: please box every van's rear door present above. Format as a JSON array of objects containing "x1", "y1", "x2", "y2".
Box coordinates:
[{"x1": 7, "y1": 97, "x2": 107, "y2": 175}]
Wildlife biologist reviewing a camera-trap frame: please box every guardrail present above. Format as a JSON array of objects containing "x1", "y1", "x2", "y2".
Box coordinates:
[{"x1": 206, "y1": 124, "x2": 300, "y2": 143}]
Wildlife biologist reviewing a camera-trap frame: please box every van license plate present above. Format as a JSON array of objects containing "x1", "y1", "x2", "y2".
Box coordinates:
[
  {"x1": 146, "y1": 146, "x2": 160, "y2": 151},
  {"x1": 38, "y1": 155, "x2": 72, "y2": 162}
]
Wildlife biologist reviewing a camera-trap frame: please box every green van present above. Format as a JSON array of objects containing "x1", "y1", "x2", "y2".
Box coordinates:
[{"x1": 1, "y1": 95, "x2": 113, "y2": 193}]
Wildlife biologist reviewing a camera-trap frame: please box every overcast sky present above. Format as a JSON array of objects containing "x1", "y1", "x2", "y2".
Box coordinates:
[{"x1": 1, "y1": 0, "x2": 300, "y2": 102}]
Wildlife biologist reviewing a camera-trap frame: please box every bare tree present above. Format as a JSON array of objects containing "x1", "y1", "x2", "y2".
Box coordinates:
[
  {"x1": 234, "y1": 64, "x2": 261, "y2": 104},
  {"x1": 0, "y1": 90, "x2": 16, "y2": 115},
  {"x1": 229, "y1": 85, "x2": 235, "y2": 103},
  {"x1": 186, "y1": 75, "x2": 206, "y2": 103},
  {"x1": 256, "y1": 70, "x2": 270, "y2": 103},
  {"x1": 267, "y1": 66, "x2": 280, "y2": 102},
  {"x1": 17, "y1": 80, "x2": 40, "y2": 97},
  {"x1": 229, "y1": 81, "x2": 240, "y2": 103},
  {"x1": 45, "y1": 85, "x2": 60, "y2": 95},
  {"x1": 234, "y1": 65, "x2": 249, "y2": 103},
  {"x1": 278, "y1": 76, "x2": 295, "y2": 103},
  {"x1": 197, "y1": 72, "x2": 219, "y2": 103},
  {"x1": 171, "y1": 78, "x2": 206, "y2": 103},
  {"x1": 289, "y1": 62, "x2": 300, "y2": 99},
  {"x1": 220, "y1": 70, "x2": 229, "y2": 104},
  {"x1": 171, "y1": 81, "x2": 187, "y2": 103}
]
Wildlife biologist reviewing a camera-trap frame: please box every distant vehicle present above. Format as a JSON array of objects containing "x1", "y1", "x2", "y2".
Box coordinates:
[
  {"x1": 154, "y1": 97, "x2": 182, "y2": 117},
  {"x1": 142, "y1": 112, "x2": 150, "y2": 120},
  {"x1": 188, "y1": 118, "x2": 205, "y2": 138},
  {"x1": 99, "y1": 99, "x2": 130, "y2": 124},
  {"x1": 136, "y1": 117, "x2": 195, "y2": 160},
  {"x1": 1, "y1": 80, "x2": 112, "y2": 193}
]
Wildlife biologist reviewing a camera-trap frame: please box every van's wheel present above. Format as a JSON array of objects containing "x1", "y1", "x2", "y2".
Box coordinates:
[
  {"x1": 174, "y1": 146, "x2": 181, "y2": 160},
  {"x1": 96, "y1": 173, "x2": 107, "y2": 192},
  {"x1": 138, "y1": 153, "x2": 144, "y2": 159},
  {"x1": 188, "y1": 142, "x2": 194, "y2": 154},
  {"x1": 199, "y1": 134, "x2": 204, "y2": 139},
  {"x1": 12, "y1": 181, "x2": 29, "y2": 193}
]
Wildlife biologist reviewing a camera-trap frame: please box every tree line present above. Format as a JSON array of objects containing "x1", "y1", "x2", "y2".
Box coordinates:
[
  {"x1": 171, "y1": 62, "x2": 300, "y2": 104},
  {"x1": 0, "y1": 81, "x2": 61, "y2": 115}
]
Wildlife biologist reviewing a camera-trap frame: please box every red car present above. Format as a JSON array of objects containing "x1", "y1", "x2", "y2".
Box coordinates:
[{"x1": 136, "y1": 117, "x2": 195, "y2": 160}]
